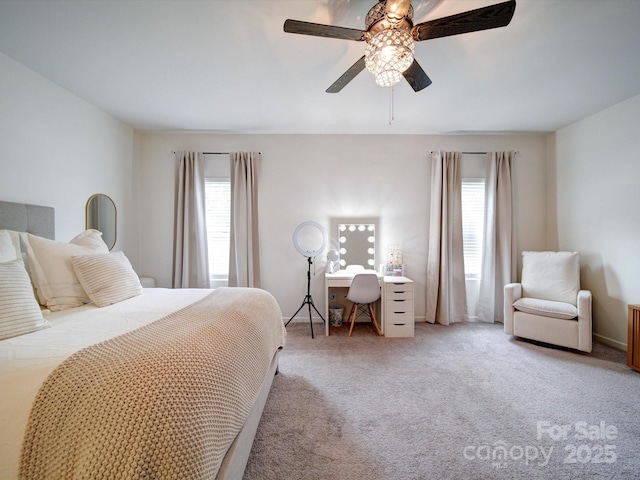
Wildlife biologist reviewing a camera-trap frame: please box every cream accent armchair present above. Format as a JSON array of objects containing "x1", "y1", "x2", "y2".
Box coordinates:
[{"x1": 504, "y1": 251, "x2": 592, "y2": 353}]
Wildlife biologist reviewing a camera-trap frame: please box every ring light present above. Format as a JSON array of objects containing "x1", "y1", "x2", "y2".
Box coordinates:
[
  {"x1": 292, "y1": 221, "x2": 327, "y2": 258},
  {"x1": 287, "y1": 221, "x2": 329, "y2": 338}
]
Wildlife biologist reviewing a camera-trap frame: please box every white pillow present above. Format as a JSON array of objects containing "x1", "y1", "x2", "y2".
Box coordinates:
[
  {"x1": 521, "y1": 251, "x2": 580, "y2": 305},
  {"x1": 72, "y1": 251, "x2": 142, "y2": 307},
  {"x1": 0, "y1": 230, "x2": 21, "y2": 263},
  {"x1": 0, "y1": 259, "x2": 50, "y2": 340},
  {"x1": 21, "y1": 230, "x2": 109, "y2": 311}
]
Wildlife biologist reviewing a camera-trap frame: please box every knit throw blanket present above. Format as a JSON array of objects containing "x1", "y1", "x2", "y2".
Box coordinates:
[{"x1": 19, "y1": 287, "x2": 286, "y2": 480}]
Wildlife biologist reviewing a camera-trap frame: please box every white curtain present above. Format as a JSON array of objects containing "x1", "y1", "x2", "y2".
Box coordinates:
[
  {"x1": 228, "y1": 152, "x2": 261, "y2": 288},
  {"x1": 425, "y1": 151, "x2": 468, "y2": 325},
  {"x1": 477, "y1": 151, "x2": 517, "y2": 323},
  {"x1": 172, "y1": 151, "x2": 210, "y2": 288}
]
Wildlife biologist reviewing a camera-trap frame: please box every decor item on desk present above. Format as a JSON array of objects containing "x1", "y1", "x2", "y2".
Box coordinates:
[
  {"x1": 386, "y1": 244, "x2": 404, "y2": 276},
  {"x1": 385, "y1": 264, "x2": 405, "y2": 276},
  {"x1": 286, "y1": 221, "x2": 327, "y2": 338},
  {"x1": 326, "y1": 249, "x2": 340, "y2": 274},
  {"x1": 283, "y1": 0, "x2": 515, "y2": 93}
]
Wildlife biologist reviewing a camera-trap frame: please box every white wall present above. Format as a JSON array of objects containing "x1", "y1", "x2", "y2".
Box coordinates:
[
  {"x1": 554, "y1": 93, "x2": 640, "y2": 349},
  {"x1": 136, "y1": 133, "x2": 548, "y2": 322},
  {"x1": 0, "y1": 49, "x2": 554, "y2": 334},
  {"x1": 0, "y1": 52, "x2": 136, "y2": 259},
  {"x1": 3, "y1": 45, "x2": 635, "y2": 347}
]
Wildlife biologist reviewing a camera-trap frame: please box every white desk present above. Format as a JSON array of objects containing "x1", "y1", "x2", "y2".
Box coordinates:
[{"x1": 324, "y1": 271, "x2": 414, "y2": 336}]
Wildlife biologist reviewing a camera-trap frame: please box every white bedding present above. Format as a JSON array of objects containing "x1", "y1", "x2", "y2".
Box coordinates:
[{"x1": 0, "y1": 287, "x2": 211, "y2": 480}]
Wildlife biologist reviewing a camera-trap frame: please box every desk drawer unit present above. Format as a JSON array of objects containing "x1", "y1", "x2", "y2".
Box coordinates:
[{"x1": 384, "y1": 280, "x2": 414, "y2": 337}]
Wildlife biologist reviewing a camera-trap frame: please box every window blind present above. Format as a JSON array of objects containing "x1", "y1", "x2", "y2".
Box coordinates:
[
  {"x1": 461, "y1": 179, "x2": 485, "y2": 277},
  {"x1": 205, "y1": 178, "x2": 231, "y2": 279}
]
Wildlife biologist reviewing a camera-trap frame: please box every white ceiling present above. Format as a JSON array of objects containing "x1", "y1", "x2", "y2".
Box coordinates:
[{"x1": 1, "y1": 0, "x2": 639, "y2": 135}]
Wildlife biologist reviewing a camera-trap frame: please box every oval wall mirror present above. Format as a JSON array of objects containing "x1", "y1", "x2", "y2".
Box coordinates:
[
  {"x1": 86, "y1": 193, "x2": 117, "y2": 250},
  {"x1": 293, "y1": 221, "x2": 327, "y2": 258}
]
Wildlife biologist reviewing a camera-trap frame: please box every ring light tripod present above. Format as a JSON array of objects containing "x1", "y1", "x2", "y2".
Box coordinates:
[{"x1": 285, "y1": 221, "x2": 327, "y2": 338}]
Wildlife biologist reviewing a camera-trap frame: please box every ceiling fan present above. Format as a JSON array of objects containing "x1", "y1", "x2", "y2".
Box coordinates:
[{"x1": 283, "y1": 0, "x2": 516, "y2": 93}]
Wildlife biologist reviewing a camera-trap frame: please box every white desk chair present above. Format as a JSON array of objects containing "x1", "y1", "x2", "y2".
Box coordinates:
[{"x1": 346, "y1": 273, "x2": 382, "y2": 337}]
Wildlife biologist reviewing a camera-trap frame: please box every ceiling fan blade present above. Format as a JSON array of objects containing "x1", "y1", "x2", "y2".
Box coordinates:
[
  {"x1": 326, "y1": 56, "x2": 366, "y2": 93},
  {"x1": 403, "y1": 60, "x2": 432, "y2": 92},
  {"x1": 284, "y1": 19, "x2": 366, "y2": 41},
  {"x1": 412, "y1": 0, "x2": 516, "y2": 41}
]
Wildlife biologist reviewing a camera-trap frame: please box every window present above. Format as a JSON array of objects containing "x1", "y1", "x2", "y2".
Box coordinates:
[
  {"x1": 461, "y1": 179, "x2": 485, "y2": 278},
  {"x1": 205, "y1": 178, "x2": 231, "y2": 287}
]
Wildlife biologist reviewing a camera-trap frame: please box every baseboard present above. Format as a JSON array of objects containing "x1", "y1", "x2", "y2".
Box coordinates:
[
  {"x1": 594, "y1": 332, "x2": 627, "y2": 351},
  {"x1": 284, "y1": 318, "x2": 627, "y2": 352},
  {"x1": 412, "y1": 316, "x2": 492, "y2": 324},
  {"x1": 284, "y1": 317, "x2": 324, "y2": 324}
]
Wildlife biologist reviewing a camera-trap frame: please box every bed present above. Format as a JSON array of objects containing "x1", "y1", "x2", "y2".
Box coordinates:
[{"x1": 0, "y1": 200, "x2": 286, "y2": 480}]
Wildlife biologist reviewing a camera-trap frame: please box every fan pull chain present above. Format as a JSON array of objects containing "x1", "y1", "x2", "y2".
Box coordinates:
[{"x1": 388, "y1": 86, "x2": 395, "y2": 125}]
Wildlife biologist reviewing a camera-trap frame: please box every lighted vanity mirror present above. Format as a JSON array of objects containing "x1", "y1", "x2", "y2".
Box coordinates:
[
  {"x1": 86, "y1": 194, "x2": 116, "y2": 250},
  {"x1": 338, "y1": 223, "x2": 375, "y2": 269}
]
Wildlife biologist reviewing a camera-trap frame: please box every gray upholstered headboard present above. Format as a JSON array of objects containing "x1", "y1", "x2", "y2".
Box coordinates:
[{"x1": 0, "y1": 200, "x2": 55, "y2": 239}]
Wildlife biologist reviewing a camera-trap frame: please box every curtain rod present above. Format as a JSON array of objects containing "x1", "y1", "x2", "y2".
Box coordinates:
[
  {"x1": 429, "y1": 151, "x2": 519, "y2": 155},
  {"x1": 171, "y1": 151, "x2": 262, "y2": 155}
]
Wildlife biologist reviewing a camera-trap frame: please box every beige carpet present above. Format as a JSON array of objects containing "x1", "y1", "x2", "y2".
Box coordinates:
[{"x1": 244, "y1": 321, "x2": 639, "y2": 479}]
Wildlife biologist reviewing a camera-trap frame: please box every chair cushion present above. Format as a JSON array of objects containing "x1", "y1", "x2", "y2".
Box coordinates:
[
  {"x1": 513, "y1": 297, "x2": 578, "y2": 320},
  {"x1": 521, "y1": 251, "x2": 580, "y2": 305}
]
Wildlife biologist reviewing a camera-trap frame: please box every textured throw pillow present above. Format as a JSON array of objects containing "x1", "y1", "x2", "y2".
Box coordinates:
[
  {"x1": 21, "y1": 230, "x2": 109, "y2": 311},
  {"x1": 0, "y1": 230, "x2": 20, "y2": 263},
  {"x1": 0, "y1": 259, "x2": 50, "y2": 340},
  {"x1": 72, "y1": 251, "x2": 143, "y2": 307}
]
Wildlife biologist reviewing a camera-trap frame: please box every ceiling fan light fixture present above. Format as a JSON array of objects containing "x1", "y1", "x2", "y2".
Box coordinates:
[
  {"x1": 374, "y1": 69, "x2": 403, "y2": 88},
  {"x1": 284, "y1": 0, "x2": 516, "y2": 93},
  {"x1": 365, "y1": 29, "x2": 415, "y2": 87}
]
